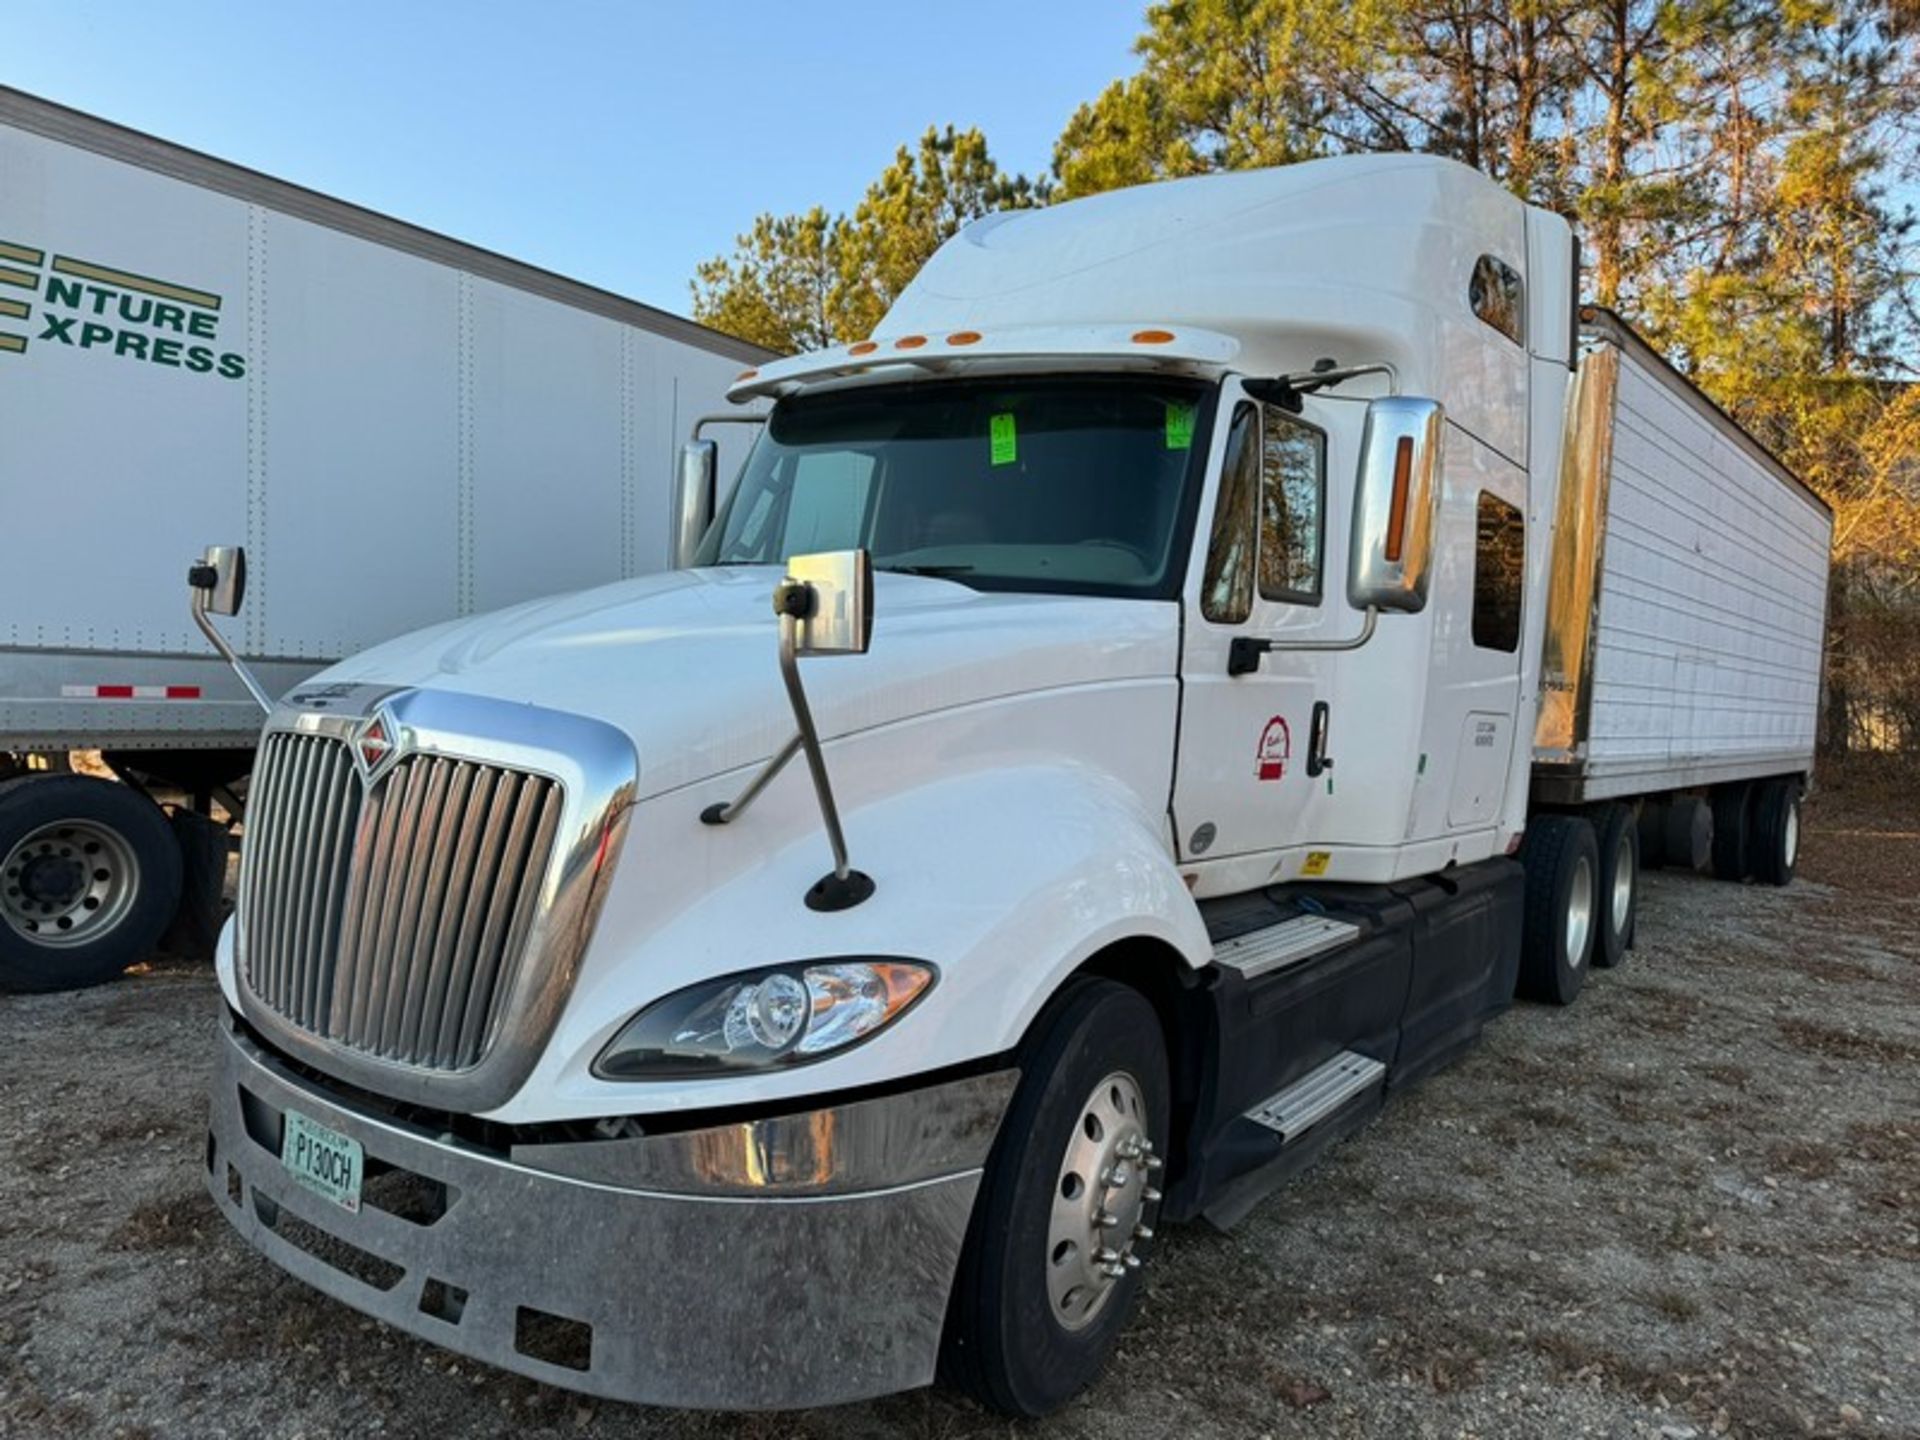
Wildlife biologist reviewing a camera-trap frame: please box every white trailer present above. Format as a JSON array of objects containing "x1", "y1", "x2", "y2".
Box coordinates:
[
  {"x1": 190, "y1": 156, "x2": 1828, "y2": 1414},
  {"x1": 1535, "y1": 310, "x2": 1829, "y2": 874},
  {"x1": 0, "y1": 88, "x2": 767, "y2": 989}
]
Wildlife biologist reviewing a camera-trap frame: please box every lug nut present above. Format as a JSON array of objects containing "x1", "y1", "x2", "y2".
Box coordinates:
[
  {"x1": 1133, "y1": 1223, "x2": 1155, "y2": 1241},
  {"x1": 1123, "y1": 1252, "x2": 1142, "y2": 1270},
  {"x1": 1142, "y1": 1186, "x2": 1163, "y2": 1204},
  {"x1": 1105, "y1": 1166, "x2": 1130, "y2": 1188},
  {"x1": 1093, "y1": 1245, "x2": 1120, "y2": 1265},
  {"x1": 1094, "y1": 1208, "x2": 1119, "y2": 1229},
  {"x1": 1143, "y1": 1154, "x2": 1164, "y2": 1172}
]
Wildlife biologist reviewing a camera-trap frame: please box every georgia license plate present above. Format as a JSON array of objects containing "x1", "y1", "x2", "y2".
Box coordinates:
[{"x1": 280, "y1": 1108, "x2": 363, "y2": 1213}]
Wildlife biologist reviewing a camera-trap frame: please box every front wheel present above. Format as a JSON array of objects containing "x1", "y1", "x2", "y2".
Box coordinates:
[{"x1": 941, "y1": 979, "x2": 1169, "y2": 1417}]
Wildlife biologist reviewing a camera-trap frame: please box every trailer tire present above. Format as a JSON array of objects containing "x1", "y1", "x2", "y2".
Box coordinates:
[
  {"x1": 0, "y1": 775, "x2": 182, "y2": 993},
  {"x1": 1592, "y1": 803, "x2": 1637, "y2": 967},
  {"x1": 1517, "y1": 814, "x2": 1598, "y2": 1006},
  {"x1": 1710, "y1": 783, "x2": 1754, "y2": 882},
  {"x1": 1663, "y1": 795, "x2": 1714, "y2": 872},
  {"x1": 159, "y1": 807, "x2": 231, "y2": 958},
  {"x1": 941, "y1": 978, "x2": 1169, "y2": 1417},
  {"x1": 1750, "y1": 779, "x2": 1801, "y2": 888},
  {"x1": 1637, "y1": 800, "x2": 1668, "y2": 870}
]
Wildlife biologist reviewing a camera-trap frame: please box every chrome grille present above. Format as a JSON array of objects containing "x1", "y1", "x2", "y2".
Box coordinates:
[{"x1": 240, "y1": 729, "x2": 564, "y2": 1073}]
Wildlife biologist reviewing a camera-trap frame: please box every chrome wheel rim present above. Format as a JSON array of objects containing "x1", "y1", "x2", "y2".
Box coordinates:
[
  {"x1": 1610, "y1": 832, "x2": 1634, "y2": 936},
  {"x1": 1783, "y1": 803, "x2": 1799, "y2": 868},
  {"x1": 1565, "y1": 854, "x2": 1594, "y2": 969},
  {"x1": 1, "y1": 820, "x2": 142, "y2": 948},
  {"x1": 1046, "y1": 1070, "x2": 1162, "y2": 1332}
]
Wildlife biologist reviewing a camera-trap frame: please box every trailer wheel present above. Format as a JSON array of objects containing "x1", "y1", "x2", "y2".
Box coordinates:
[
  {"x1": 1750, "y1": 779, "x2": 1801, "y2": 888},
  {"x1": 1517, "y1": 814, "x2": 1599, "y2": 1006},
  {"x1": 1592, "y1": 803, "x2": 1637, "y2": 967},
  {"x1": 1710, "y1": 783, "x2": 1754, "y2": 882},
  {"x1": 0, "y1": 775, "x2": 182, "y2": 993},
  {"x1": 1636, "y1": 800, "x2": 1667, "y2": 870},
  {"x1": 941, "y1": 978, "x2": 1169, "y2": 1417},
  {"x1": 1663, "y1": 795, "x2": 1714, "y2": 872}
]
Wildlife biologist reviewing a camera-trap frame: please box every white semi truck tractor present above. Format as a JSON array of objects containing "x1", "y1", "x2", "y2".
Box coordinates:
[{"x1": 198, "y1": 155, "x2": 1831, "y2": 1415}]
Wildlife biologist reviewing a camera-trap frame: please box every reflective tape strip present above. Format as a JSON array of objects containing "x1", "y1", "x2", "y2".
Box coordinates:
[{"x1": 60, "y1": 685, "x2": 203, "y2": 699}]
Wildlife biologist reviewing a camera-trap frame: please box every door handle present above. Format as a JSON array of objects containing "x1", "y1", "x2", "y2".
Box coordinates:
[{"x1": 1306, "y1": 700, "x2": 1333, "y2": 777}]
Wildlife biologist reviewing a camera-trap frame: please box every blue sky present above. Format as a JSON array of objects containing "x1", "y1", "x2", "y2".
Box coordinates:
[{"x1": 6, "y1": 1, "x2": 1144, "y2": 315}]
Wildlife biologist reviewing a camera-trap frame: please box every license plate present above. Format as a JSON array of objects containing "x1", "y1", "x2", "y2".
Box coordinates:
[{"x1": 280, "y1": 1108, "x2": 363, "y2": 1213}]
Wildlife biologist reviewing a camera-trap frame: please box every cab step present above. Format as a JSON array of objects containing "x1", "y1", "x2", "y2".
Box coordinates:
[
  {"x1": 1244, "y1": 1050, "x2": 1385, "y2": 1141},
  {"x1": 1211, "y1": 913, "x2": 1361, "y2": 979}
]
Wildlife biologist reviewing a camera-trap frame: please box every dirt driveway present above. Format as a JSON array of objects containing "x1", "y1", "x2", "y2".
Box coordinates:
[{"x1": 2, "y1": 782, "x2": 1915, "y2": 1440}]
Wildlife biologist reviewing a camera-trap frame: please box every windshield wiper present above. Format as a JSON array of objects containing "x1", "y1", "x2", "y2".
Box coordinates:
[{"x1": 877, "y1": 563, "x2": 975, "y2": 577}]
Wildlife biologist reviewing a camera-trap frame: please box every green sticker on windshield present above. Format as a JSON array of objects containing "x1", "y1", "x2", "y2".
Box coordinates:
[
  {"x1": 990, "y1": 412, "x2": 1017, "y2": 466},
  {"x1": 1165, "y1": 401, "x2": 1197, "y2": 450}
]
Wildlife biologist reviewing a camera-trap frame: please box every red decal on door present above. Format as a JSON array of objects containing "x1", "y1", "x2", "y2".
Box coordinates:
[{"x1": 1257, "y1": 716, "x2": 1291, "y2": 781}]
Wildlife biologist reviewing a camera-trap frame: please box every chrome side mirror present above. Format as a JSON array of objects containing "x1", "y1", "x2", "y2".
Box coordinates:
[
  {"x1": 1349, "y1": 397, "x2": 1444, "y2": 614},
  {"x1": 673, "y1": 439, "x2": 718, "y2": 569}
]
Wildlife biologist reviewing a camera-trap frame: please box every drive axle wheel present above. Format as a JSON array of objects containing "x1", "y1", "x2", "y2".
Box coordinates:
[
  {"x1": 1517, "y1": 813, "x2": 1599, "y2": 1006},
  {"x1": 942, "y1": 979, "x2": 1169, "y2": 1417}
]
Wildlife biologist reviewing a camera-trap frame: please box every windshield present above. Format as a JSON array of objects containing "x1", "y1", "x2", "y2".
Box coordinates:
[{"x1": 697, "y1": 376, "x2": 1212, "y2": 598}]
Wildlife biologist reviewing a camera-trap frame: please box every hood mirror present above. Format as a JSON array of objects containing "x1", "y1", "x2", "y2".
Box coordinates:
[
  {"x1": 186, "y1": 544, "x2": 272, "y2": 714},
  {"x1": 1350, "y1": 396, "x2": 1444, "y2": 613},
  {"x1": 700, "y1": 549, "x2": 876, "y2": 911}
]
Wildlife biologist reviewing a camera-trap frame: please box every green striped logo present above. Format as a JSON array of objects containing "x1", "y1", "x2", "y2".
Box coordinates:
[{"x1": 0, "y1": 237, "x2": 245, "y2": 377}]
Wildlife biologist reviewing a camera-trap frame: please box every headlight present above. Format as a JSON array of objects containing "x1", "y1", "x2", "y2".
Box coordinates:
[{"x1": 593, "y1": 960, "x2": 936, "y2": 1078}]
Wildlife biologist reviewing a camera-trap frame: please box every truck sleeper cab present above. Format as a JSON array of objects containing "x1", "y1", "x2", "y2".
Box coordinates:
[{"x1": 202, "y1": 155, "x2": 1828, "y2": 1416}]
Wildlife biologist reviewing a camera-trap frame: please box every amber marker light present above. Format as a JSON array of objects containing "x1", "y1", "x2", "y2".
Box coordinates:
[
  {"x1": 848, "y1": 340, "x2": 879, "y2": 356},
  {"x1": 1384, "y1": 436, "x2": 1414, "y2": 563},
  {"x1": 736, "y1": 368, "x2": 758, "y2": 381},
  {"x1": 1131, "y1": 328, "x2": 1176, "y2": 344},
  {"x1": 946, "y1": 330, "x2": 983, "y2": 346},
  {"x1": 894, "y1": 335, "x2": 928, "y2": 350}
]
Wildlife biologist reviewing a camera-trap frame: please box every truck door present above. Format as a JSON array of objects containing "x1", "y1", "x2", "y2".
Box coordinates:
[{"x1": 1173, "y1": 384, "x2": 1336, "y2": 863}]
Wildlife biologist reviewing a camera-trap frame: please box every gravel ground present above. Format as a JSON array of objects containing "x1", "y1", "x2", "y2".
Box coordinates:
[{"x1": 2, "y1": 778, "x2": 1915, "y2": 1440}]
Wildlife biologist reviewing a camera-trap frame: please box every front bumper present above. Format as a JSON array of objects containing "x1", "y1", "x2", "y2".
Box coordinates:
[{"x1": 205, "y1": 1021, "x2": 1016, "y2": 1410}]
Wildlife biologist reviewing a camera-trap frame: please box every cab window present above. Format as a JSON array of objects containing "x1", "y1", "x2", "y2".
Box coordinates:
[
  {"x1": 1201, "y1": 402, "x2": 1258, "y2": 623},
  {"x1": 1258, "y1": 407, "x2": 1324, "y2": 603}
]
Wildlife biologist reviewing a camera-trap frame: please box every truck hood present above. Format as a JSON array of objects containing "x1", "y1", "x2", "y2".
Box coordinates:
[{"x1": 320, "y1": 566, "x2": 1180, "y2": 800}]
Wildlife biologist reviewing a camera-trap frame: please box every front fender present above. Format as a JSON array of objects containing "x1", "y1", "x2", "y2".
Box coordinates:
[{"x1": 508, "y1": 758, "x2": 1210, "y2": 1123}]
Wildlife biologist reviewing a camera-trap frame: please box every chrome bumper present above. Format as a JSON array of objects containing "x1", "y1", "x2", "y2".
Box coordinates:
[{"x1": 205, "y1": 1022, "x2": 1016, "y2": 1410}]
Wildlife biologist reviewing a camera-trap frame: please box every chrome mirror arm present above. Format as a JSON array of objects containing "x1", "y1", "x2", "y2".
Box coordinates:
[{"x1": 187, "y1": 556, "x2": 272, "y2": 715}]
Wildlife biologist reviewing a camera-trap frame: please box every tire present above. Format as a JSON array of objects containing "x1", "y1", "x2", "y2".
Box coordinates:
[
  {"x1": 1637, "y1": 800, "x2": 1668, "y2": 871},
  {"x1": 1749, "y1": 779, "x2": 1802, "y2": 887},
  {"x1": 158, "y1": 807, "x2": 232, "y2": 958},
  {"x1": 941, "y1": 979, "x2": 1170, "y2": 1417},
  {"x1": 1710, "y1": 783, "x2": 1754, "y2": 882},
  {"x1": 0, "y1": 775, "x2": 183, "y2": 993},
  {"x1": 1517, "y1": 814, "x2": 1600, "y2": 1006},
  {"x1": 1663, "y1": 795, "x2": 1713, "y2": 872},
  {"x1": 1592, "y1": 803, "x2": 1637, "y2": 968}
]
